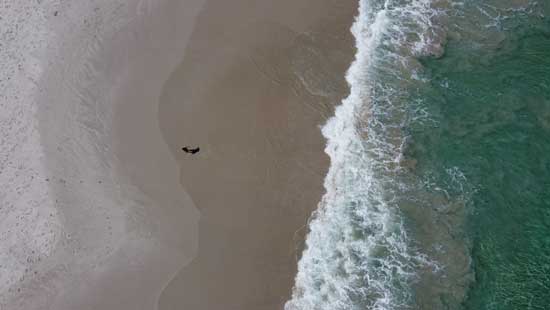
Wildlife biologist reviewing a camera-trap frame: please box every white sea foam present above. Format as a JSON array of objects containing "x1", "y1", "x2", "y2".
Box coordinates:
[{"x1": 286, "y1": 1, "x2": 448, "y2": 309}]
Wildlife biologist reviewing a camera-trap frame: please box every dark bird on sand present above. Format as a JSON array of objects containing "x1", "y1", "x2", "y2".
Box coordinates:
[{"x1": 182, "y1": 146, "x2": 200, "y2": 154}]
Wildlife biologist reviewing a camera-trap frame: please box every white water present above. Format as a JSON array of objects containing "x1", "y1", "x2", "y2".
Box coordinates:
[{"x1": 286, "y1": 1, "x2": 447, "y2": 309}]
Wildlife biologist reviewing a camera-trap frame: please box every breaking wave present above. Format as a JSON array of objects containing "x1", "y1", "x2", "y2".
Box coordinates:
[{"x1": 285, "y1": 1, "x2": 457, "y2": 309}]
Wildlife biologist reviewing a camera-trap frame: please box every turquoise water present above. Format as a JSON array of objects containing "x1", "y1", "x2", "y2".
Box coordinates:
[
  {"x1": 287, "y1": 1, "x2": 550, "y2": 309},
  {"x1": 413, "y1": 1, "x2": 550, "y2": 308}
]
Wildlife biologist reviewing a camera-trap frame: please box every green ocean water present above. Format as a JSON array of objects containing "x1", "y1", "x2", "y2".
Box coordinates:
[{"x1": 411, "y1": 1, "x2": 550, "y2": 308}]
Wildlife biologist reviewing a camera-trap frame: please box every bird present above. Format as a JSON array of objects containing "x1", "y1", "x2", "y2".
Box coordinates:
[{"x1": 182, "y1": 146, "x2": 200, "y2": 154}]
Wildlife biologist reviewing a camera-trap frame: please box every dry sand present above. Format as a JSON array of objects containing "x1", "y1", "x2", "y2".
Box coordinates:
[
  {"x1": 158, "y1": 0, "x2": 356, "y2": 309},
  {"x1": 3, "y1": 0, "x2": 205, "y2": 309}
]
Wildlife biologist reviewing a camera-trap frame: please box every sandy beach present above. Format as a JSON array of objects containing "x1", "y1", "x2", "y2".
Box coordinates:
[{"x1": 1, "y1": 0, "x2": 355, "y2": 309}]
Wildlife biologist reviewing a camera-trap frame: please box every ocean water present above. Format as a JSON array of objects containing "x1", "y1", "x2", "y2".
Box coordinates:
[{"x1": 287, "y1": 0, "x2": 550, "y2": 309}]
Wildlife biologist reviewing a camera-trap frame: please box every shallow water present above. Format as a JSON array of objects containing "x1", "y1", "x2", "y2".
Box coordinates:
[{"x1": 289, "y1": 0, "x2": 550, "y2": 309}]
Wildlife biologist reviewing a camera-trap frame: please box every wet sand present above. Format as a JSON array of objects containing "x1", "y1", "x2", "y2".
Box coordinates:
[{"x1": 158, "y1": 0, "x2": 356, "y2": 309}]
